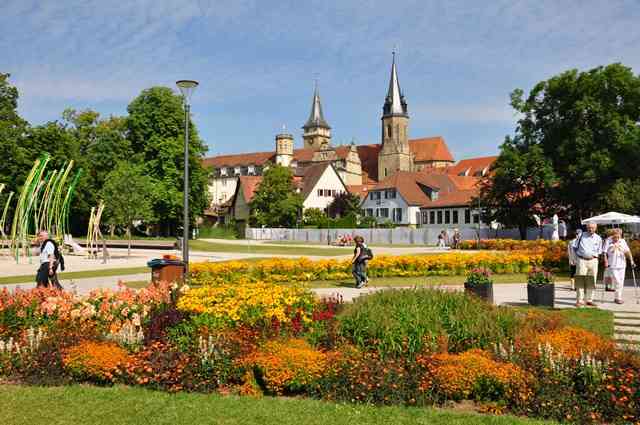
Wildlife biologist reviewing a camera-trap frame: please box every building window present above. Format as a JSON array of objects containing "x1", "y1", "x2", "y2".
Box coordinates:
[
  {"x1": 393, "y1": 208, "x2": 402, "y2": 223},
  {"x1": 385, "y1": 189, "x2": 396, "y2": 199},
  {"x1": 473, "y1": 214, "x2": 480, "y2": 224},
  {"x1": 445, "y1": 210, "x2": 450, "y2": 224},
  {"x1": 437, "y1": 210, "x2": 443, "y2": 224},
  {"x1": 430, "y1": 211, "x2": 435, "y2": 224},
  {"x1": 366, "y1": 208, "x2": 373, "y2": 216},
  {"x1": 318, "y1": 189, "x2": 322, "y2": 197},
  {"x1": 234, "y1": 167, "x2": 241, "y2": 175},
  {"x1": 465, "y1": 209, "x2": 471, "y2": 224},
  {"x1": 453, "y1": 210, "x2": 459, "y2": 224},
  {"x1": 331, "y1": 190, "x2": 337, "y2": 197},
  {"x1": 384, "y1": 168, "x2": 388, "y2": 177},
  {"x1": 387, "y1": 125, "x2": 392, "y2": 138},
  {"x1": 421, "y1": 211, "x2": 428, "y2": 224},
  {"x1": 379, "y1": 208, "x2": 389, "y2": 218},
  {"x1": 248, "y1": 165, "x2": 255, "y2": 175}
]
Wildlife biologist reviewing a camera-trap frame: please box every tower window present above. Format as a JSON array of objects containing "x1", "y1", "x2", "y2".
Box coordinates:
[
  {"x1": 384, "y1": 168, "x2": 388, "y2": 177},
  {"x1": 387, "y1": 125, "x2": 392, "y2": 138}
]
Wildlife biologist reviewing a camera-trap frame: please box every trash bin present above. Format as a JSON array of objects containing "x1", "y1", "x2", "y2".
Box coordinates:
[{"x1": 147, "y1": 255, "x2": 185, "y2": 284}]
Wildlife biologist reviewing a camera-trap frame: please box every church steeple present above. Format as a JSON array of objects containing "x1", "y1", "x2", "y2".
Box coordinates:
[
  {"x1": 378, "y1": 52, "x2": 412, "y2": 179},
  {"x1": 303, "y1": 82, "x2": 331, "y2": 130},
  {"x1": 383, "y1": 52, "x2": 408, "y2": 117},
  {"x1": 302, "y1": 81, "x2": 331, "y2": 150}
]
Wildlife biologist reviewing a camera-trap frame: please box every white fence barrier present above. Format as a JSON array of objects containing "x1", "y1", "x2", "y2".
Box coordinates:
[{"x1": 245, "y1": 226, "x2": 557, "y2": 246}]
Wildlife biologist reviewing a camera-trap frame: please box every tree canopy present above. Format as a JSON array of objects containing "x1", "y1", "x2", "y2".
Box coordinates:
[
  {"x1": 249, "y1": 164, "x2": 303, "y2": 227},
  {"x1": 127, "y1": 87, "x2": 210, "y2": 235},
  {"x1": 504, "y1": 63, "x2": 640, "y2": 223}
]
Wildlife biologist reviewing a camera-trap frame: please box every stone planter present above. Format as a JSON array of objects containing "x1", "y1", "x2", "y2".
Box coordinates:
[
  {"x1": 464, "y1": 282, "x2": 494, "y2": 304},
  {"x1": 527, "y1": 283, "x2": 554, "y2": 307}
]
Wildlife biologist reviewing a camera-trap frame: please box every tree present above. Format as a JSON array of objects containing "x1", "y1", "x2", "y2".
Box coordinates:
[
  {"x1": 303, "y1": 208, "x2": 327, "y2": 227},
  {"x1": 100, "y1": 162, "x2": 155, "y2": 256},
  {"x1": 478, "y1": 141, "x2": 557, "y2": 240},
  {"x1": 0, "y1": 73, "x2": 30, "y2": 195},
  {"x1": 509, "y1": 63, "x2": 640, "y2": 223},
  {"x1": 249, "y1": 164, "x2": 303, "y2": 227},
  {"x1": 127, "y1": 87, "x2": 209, "y2": 235},
  {"x1": 327, "y1": 192, "x2": 362, "y2": 218}
]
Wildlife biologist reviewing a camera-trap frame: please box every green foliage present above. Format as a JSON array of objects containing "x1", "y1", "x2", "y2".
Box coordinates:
[
  {"x1": 464, "y1": 268, "x2": 493, "y2": 287},
  {"x1": 478, "y1": 141, "x2": 556, "y2": 239},
  {"x1": 249, "y1": 164, "x2": 303, "y2": 227},
  {"x1": 327, "y1": 192, "x2": 362, "y2": 218},
  {"x1": 303, "y1": 208, "x2": 327, "y2": 227},
  {"x1": 127, "y1": 87, "x2": 210, "y2": 235},
  {"x1": 338, "y1": 288, "x2": 518, "y2": 358},
  {"x1": 100, "y1": 161, "x2": 155, "y2": 254},
  {"x1": 507, "y1": 63, "x2": 640, "y2": 223},
  {"x1": 198, "y1": 224, "x2": 239, "y2": 239}
]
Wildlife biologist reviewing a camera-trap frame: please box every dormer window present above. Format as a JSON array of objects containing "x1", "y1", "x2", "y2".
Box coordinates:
[
  {"x1": 431, "y1": 190, "x2": 439, "y2": 201},
  {"x1": 248, "y1": 165, "x2": 255, "y2": 175},
  {"x1": 220, "y1": 167, "x2": 228, "y2": 176},
  {"x1": 234, "y1": 166, "x2": 241, "y2": 175}
]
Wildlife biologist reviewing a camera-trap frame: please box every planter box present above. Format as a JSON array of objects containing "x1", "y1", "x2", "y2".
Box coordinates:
[
  {"x1": 527, "y1": 283, "x2": 554, "y2": 307},
  {"x1": 464, "y1": 282, "x2": 494, "y2": 304}
]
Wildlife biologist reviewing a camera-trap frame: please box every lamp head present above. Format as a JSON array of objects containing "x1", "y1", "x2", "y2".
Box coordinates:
[{"x1": 176, "y1": 80, "x2": 199, "y2": 103}]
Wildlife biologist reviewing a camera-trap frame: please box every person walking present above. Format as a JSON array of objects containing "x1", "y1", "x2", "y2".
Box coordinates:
[
  {"x1": 352, "y1": 236, "x2": 370, "y2": 289},
  {"x1": 437, "y1": 230, "x2": 447, "y2": 248},
  {"x1": 452, "y1": 229, "x2": 461, "y2": 249},
  {"x1": 572, "y1": 222, "x2": 603, "y2": 307},
  {"x1": 35, "y1": 230, "x2": 58, "y2": 289},
  {"x1": 603, "y1": 228, "x2": 635, "y2": 304},
  {"x1": 567, "y1": 229, "x2": 582, "y2": 290}
]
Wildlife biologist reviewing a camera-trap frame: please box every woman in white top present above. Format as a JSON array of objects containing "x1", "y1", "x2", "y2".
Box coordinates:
[
  {"x1": 567, "y1": 229, "x2": 581, "y2": 290},
  {"x1": 603, "y1": 228, "x2": 635, "y2": 304}
]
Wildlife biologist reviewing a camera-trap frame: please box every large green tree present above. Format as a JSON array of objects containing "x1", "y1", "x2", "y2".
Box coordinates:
[
  {"x1": 477, "y1": 141, "x2": 557, "y2": 240},
  {"x1": 127, "y1": 87, "x2": 209, "y2": 235},
  {"x1": 0, "y1": 73, "x2": 30, "y2": 195},
  {"x1": 327, "y1": 191, "x2": 362, "y2": 219},
  {"x1": 509, "y1": 63, "x2": 640, "y2": 223},
  {"x1": 250, "y1": 164, "x2": 303, "y2": 227},
  {"x1": 100, "y1": 161, "x2": 155, "y2": 256}
]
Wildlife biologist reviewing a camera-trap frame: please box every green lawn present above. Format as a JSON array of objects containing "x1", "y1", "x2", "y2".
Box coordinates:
[
  {"x1": 0, "y1": 385, "x2": 555, "y2": 425},
  {"x1": 190, "y1": 240, "x2": 351, "y2": 256},
  {"x1": 0, "y1": 266, "x2": 150, "y2": 285},
  {"x1": 305, "y1": 273, "x2": 566, "y2": 288}
]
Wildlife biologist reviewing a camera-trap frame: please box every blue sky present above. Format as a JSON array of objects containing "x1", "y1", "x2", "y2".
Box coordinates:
[{"x1": 2, "y1": 1, "x2": 639, "y2": 160}]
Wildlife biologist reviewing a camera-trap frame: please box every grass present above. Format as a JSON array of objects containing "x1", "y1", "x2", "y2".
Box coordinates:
[
  {"x1": 189, "y1": 240, "x2": 351, "y2": 256},
  {"x1": 0, "y1": 385, "x2": 555, "y2": 425},
  {"x1": 305, "y1": 273, "x2": 564, "y2": 288},
  {"x1": 0, "y1": 266, "x2": 150, "y2": 285}
]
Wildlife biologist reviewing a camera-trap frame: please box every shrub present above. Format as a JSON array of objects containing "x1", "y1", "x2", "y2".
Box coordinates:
[
  {"x1": 62, "y1": 340, "x2": 130, "y2": 383},
  {"x1": 245, "y1": 338, "x2": 327, "y2": 395},
  {"x1": 338, "y1": 288, "x2": 518, "y2": 358}
]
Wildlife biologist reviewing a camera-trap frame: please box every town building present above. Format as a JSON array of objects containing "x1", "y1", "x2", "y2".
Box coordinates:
[{"x1": 203, "y1": 53, "x2": 492, "y2": 226}]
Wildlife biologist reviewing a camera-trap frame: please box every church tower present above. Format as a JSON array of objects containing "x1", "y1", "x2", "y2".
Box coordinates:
[
  {"x1": 302, "y1": 83, "x2": 331, "y2": 150},
  {"x1": 275, "y1": 127, "x2": 294, "y2": 167},
  {"x1": 377, "y1": 52, "x2": 413, "y2": 180}
]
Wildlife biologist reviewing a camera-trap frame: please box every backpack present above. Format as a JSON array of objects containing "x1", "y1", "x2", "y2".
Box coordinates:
[
  {"x1": 364, "y1": 246, "x2": 374, "y2": 260},
  {"x1": 42, "y1": 239, "x2": 65, "y2": 271}
]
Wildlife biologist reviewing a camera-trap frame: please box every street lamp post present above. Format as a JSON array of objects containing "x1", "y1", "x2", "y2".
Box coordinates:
[{"x1": 176, "y1": 80, "x2": 199, "y2": 277}]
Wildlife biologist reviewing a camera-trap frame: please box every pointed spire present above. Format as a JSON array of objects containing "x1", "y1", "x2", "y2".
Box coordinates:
[
  {"x1": 383, "y1": 51, "x2": 408, "y2": 117},
  {"x1": 303, "y1": 81, "x2": 330, "y2": 130}
]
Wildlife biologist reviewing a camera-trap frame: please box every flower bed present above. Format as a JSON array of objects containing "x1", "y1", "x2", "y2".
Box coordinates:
[
  {"x1": 189, "y1": 252, "x2": 541, "y2": 286},
  {"x1": 1, "y1": 280, "x2": 639, "y2": 423}
]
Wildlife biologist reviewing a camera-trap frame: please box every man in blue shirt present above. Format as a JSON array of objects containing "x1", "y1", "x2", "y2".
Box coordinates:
[{"x1": 572, "y1": 222, "x2": 603, "y2": 306}]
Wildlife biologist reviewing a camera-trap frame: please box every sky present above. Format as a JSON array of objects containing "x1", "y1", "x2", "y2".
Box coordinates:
[{"x1": 2, "y1": 0, "x2": 640, "y2": 160}]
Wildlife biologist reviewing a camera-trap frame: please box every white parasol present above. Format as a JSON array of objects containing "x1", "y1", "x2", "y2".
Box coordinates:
[{"x1": 581, "y1": 212, "x2": 640, "y2": 225}]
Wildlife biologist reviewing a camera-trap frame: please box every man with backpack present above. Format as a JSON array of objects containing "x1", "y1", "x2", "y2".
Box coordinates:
[
  {"x1": 352, "y1": 235, "x2": 372, "y2": 289},
  {"x1": 35, "y1": 230, "x2": 64, "y2": 290}
]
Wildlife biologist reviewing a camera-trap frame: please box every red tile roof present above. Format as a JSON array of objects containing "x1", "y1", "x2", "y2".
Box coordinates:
[
  {"x1": 370, "y1": 171, "x2": 480, "y2": 207},
  {"x1": 409, "y1": 137, "x2": 454, "y2": 163},
  {"x1": 203, "y1": 152, "x2": 274, "y2": 168},
  {"x1": 203, "y1": 135, "x2": 454, "y2": 184},
  {"x1": 236, "y1": 176, "x2": 262, "y2": 203},
  {"x1": 446, "y1": 155, "x2": 498, "y2": 177}
]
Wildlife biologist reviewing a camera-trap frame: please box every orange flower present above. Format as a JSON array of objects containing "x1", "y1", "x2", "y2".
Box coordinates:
[{"x1": 62, "y1": 340, "x2": 130, "y2": 382}]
